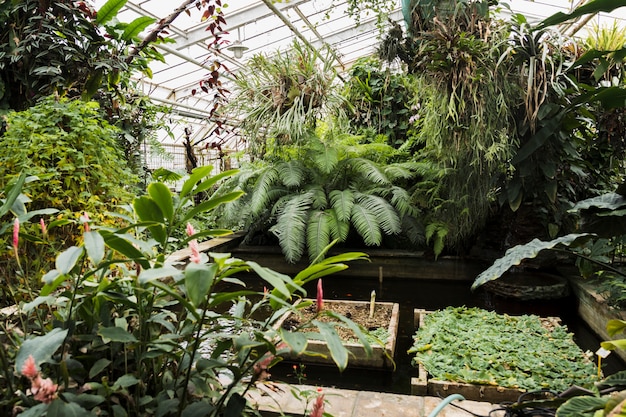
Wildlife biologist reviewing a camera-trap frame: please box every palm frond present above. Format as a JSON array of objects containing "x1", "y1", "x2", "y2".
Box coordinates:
[
  {"x1": 306, "y1": 210, "x2": 332, "y2": 262},
  {"x1": 350, "y1": 202, "x2": 382, "y2": 246},
  {"x1": 355, "y1": 193, "x2": 402, "y2": 235},
  {"x1": 350, "y1": 158, "x2": 390, "y2": 185},
  {"x1": 329, "y1": 189, "x2": 355, "y2": 222},
  {"x1": 277, "y1": 160, "x2": 306, "y2": 188},
  {"x1": 250, "y1": 166, "x2": 279, "y2": 215},
  {"x1": 270, "y1": 192, "x2": 313, "y2": 263},
  {"x1": 383, "y1": 163, "x2": 418, "y2": 181}
]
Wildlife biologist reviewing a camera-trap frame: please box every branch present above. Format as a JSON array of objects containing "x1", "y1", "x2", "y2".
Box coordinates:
[{"x1": 125, "y1": 0, "x2": 196, "y2": 65}]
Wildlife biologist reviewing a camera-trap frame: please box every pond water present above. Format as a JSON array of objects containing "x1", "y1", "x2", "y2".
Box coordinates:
[{"x1": 243, "y1": 274, "x2": 624, "y2": 395}]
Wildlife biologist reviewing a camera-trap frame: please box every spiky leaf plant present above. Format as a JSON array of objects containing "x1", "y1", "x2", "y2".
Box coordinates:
[{"x1": 214, "y1": 130, "x2": 426, "y2": 263}]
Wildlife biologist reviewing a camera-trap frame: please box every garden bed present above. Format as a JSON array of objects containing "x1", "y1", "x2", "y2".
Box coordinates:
[
  {"x1": 275, "y1": 299, "x2": 400, "y2": 369},
  {"x1": 409, "y1": 308, "x2": 597, "y2": 402}
]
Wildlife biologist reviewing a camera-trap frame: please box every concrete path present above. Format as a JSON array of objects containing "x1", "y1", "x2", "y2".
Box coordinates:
[{"x1": 248, "y1": 383, "x2": 507, "y2": 417}]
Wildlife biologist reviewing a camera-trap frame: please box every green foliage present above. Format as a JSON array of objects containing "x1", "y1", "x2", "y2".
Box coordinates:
[
  {"x1": 409, "y1": 307, "x2": 597, "y2": 392},
  {"x1": 341, "y1": 57, "x2": 414, "y2": 147},
  {"x1": 226, "y1": 40, "x2": 345, "y2": 156},
  {"x1": 2, "y1": 167, "x2": 373, "y2": 416},
  {"x1": 215, "y1": 131, "x2": 425, "y2": 263},
  {"x1": 0, "y1": 96, "x2": 136, "y2": 215}
]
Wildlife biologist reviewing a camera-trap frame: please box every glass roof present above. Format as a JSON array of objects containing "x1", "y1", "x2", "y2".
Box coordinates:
[{"x1": 91, "y1": 0, "x2": 626, "y2": 153}]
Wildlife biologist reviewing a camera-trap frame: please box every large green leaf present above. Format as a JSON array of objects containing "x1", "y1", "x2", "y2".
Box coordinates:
[
  {"x1": 246, "y1": 261, "x2": 295, "y2": 299},
  {"x1": 181, "y1": 191, "x2": 244, "y2": 223},
  {"x1": 138, "y1": 265, "x2": 183, "y2": 284},
  {"x1": 46, "y1": 400, "x2": 91, "y2": 417},
  {"x1": 98, "y1": 326, "x2": 138, "y2": 344},
  {"x1": 184, "y1": 263, "x2": 218, "y2": 307},
  {"x1": 96, "y1": 0, "x2": 128, "y2": 25},
  {"x1": 0, "y1": 172, "x2": 27, "y2": 218},
  {"x1": 471, "y1": 234, "x2": 594, "y2": 290},
  {"x1": 279, "y1": 329, "x2": 308, "y2": 354},
  {"x1": 571, "y1": 193, "x2": 626, "y2": 212},
  {"x1": 16, "y1": 328, "x2": 68, "y2": 374},
  {"x1": 101, "y1": 232, "x2": 150, "y2": 269},
  {"x1": 539, "y1": 0, "x2": 626, "y2": 29},
  {"x1": 147, "y1": 182, "x2": 174, "y2": 222},
  {"x1": 133, "y1": 196, "x2": 166, "y2": 244},
  {"x1": 84, "y1": 231, "x2": 105, "y2": 265},
  {"x1": 314, "y1": 321, "x2": 348, "y2": 371},
  {"x1": 180, "y1": 165, "x2": 214, "y2": 198},
  {"x1": 56, "y1": 246, "x2": 84, "y2": 275},
  {"x1": 607, "y1": 319, "x2": 626, "y2": 337},
  {"x1": 193, "y1": 168, "x2": 240, "y2": 195},
  {"x1": 556, "y1": 395, "x2": 609, "y2": 417},
  {"x1": 121, "y1": 16, "x2": 155, "y2": 41}
]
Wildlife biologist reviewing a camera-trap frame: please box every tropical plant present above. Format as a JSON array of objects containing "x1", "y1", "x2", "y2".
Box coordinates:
[
  {"x1": 2, "y1": 166, "x2": 374, "y2": 416},
  {"x1": 214, "y1": 130, "x2": 426, "y2": 263},
  {"x1": 225, "y1": 40, "x2": 345, "y2": 157},
  {"x1": 341, "y1": 57, "x2": 415, "y2": 148}
]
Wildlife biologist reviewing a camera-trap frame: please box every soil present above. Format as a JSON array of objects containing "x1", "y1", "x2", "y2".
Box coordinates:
[{"x1": 279, "y1": 300, "x2": 393, "y2": 342}]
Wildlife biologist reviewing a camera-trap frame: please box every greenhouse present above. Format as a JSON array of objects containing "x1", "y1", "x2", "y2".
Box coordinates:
[{"x1": 1, "y1": 0, "x2": 626, "y2": 416}]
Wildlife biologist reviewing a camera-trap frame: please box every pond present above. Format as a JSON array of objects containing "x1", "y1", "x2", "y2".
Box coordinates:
[{"x1": 237, "y1": 272, "x2": 624, "y2": 395}]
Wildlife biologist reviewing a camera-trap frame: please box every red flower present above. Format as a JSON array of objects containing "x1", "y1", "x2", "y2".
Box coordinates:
[
  {"x1": 20, "y1": 355, "x2": 38, "y2": 379},
  {"x1": 316, "y1": 279, "x2": 323, "y2": 313}
]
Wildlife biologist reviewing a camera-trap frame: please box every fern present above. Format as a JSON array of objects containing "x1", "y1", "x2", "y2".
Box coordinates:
[
  {"x1": 278, "y1": 160, "x2": 306, "y2": 188},
  {"x1": 271, "y1": 192, "x2": 313, "y2": 263},
  {"x1": 329, "y1": 189, "x2": 355, "y2": 222},
  {"x1": 250, "y1": 167, "x2": 280, "y2": 215},
  {"x1": 312, "y1": 145, "x2": 339, "y2": 175},
  {"x1": 425, "y1": 222, "x2": 450, "y2": 259},
  {"x1": 351, "y1": 158, "x2": 391, "y2": 185},
  {"x1": 306, "y1": 210, "x2": 332, "y2": 261},
  {"x1": 350, "y1": 201, "x2": 383, "y2": 246},
  {"x1": 355, "y1": 193, "x2": 401, "y2": 235},
  {"x1": 328, "y1": 208, "x2": 350, "y2": 242}
]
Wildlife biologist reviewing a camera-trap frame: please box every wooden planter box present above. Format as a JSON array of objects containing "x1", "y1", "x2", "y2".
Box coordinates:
[
  {"x1": 410, "y1": 309, "x2": 553, "y2": 403},
  {"x1": 275, "y1": 299, "x2": 400, "y2": 369}
]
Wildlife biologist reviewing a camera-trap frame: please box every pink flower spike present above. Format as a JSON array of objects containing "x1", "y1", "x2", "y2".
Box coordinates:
[
  {"x1": 310, "y1": 392, "x2": 325, "y2": 417},
  {"x1": 31, "y1": 376, "x2": 58, "y2": 404},
  {"x1": 189, "y1": 239, "x2": 201, "y2": 264},
  {"x1": 12, "y1": 217, "x2": 19, "y2": 248},
  {"x1": 186, "y1": 222, "x2": 196, "y2": 237},
  {"x1": 316, "y1": 279, "x2": 323, "y2": 313},
  {"x1": 21, "y1": 355, "x2": 38, "y2": 379},
  {"x1": 82, "y1": 212, "x2": 90, "y2": 232},
  {"x1": 39, "y1": 218, "x2": 47, "y2": 239}
]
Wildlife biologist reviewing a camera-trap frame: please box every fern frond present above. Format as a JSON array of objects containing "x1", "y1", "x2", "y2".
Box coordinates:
[
  {"x1": 401, "y1": 215, "x2": 425, "y2": 245},
  {"x1": 350, "y1": 202, "x2": 382, "y2": 246},
  {"x1": 305, "y1": 184, "x2": 328, "y2": 210},
  {"x1": 270, "y1": 192, "x2": 313, "y2": 263},
  {"x1": 328, "y1": 208, "x2": 350, "y2": 242},
  {"x1": 329, "y1": 189, "x2": 355, "y2": 222},
  {"x1": 383, "y1": 163, "x2": 417, "y2": 181},
  {"x1": 350, "y1": 158, "x2": 390, "y2": 185},
  {"x1": 355, "y1": 193, "x2": 401, "y2": 235},
  {"x1": 306, "y1": 210, "x2": 332, "y2": 262},
  {"x1": 388, "y1": 186, "x2": 420, "y2": 217},
  {"x1": 250, "y1": 166, "x2": 279, "y2": 215},
  {"x1": 312, "y1": 146, "x2": 339, "y2": 175},
  {"x1": 277, "y1": 160, "x2": 306, "y2": 188}
]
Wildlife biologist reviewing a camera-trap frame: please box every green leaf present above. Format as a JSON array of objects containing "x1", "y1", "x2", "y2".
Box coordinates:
[
  {"x1": 156, "y1": 399, "x2": 180, "y2": 417},
  {"x1": 0, "y1": 172, "x2": 27, "y2": 218},
  {"x1": 121, "y1": 16, "x2": 155, "y2": 41},
  {"x1": 112, "y1": 374, "x2": 140, "y2": 389},
  {"x1": 96, "y1": 0, "x2": 128, "y2": 24},
  {"x1": 89, "y1": 358, "x2": 112, "y2": 378},
  {"x1": 279, "y1": 329, "x2": 308, "y2": 354},
  {"x1": 16, "y1": 328, "x2": 68, "y2": 374},
  {"x1": 21, "y1": 296, "x2": 57, "y2": 313},
  {"x1": 84, "y1": 231, "x2": 105, "y2": 265},
  {"x1": 246, "y1": 261, "x2": 295, "y2": 299},
  {"x1": 224, "y1": 393, "x2": 246, "y2": 417},
  {"x1": 539, "y1": 0, "x2": 626, "y2": 29},
  {"x1": 556, "y1": 396, "x2": 608, "y2": 417},
  {"x1": 133, "y1": 196, "x2": 166, "y2": 245},
  {"x1": 102, "y1": 232, "x2": 150, "y2": 269},
  {"x1": 147, "y1": 182, "x2": 174, "y2": 221},
  {"x1": 601, "y1": 339, "x2": 626, "y2": 351},
  {"x1": 56, "y1": 246, "x2": 84, "y2": 275},
  {"x1": 46, "y1": 400, "x2": 91, "y2": 417},
  {"x1": 607, "y1": 319, "x2": 626, "y2": 337},
  {"x1": 182, "y1": 401, "x2": 216, "y2": 417},
  {"x1": 184, "y1": 262, "x2": 218, "y2": 307},
  {"x1": 180, "y1": 166, "x2": 214, "y2": 198},
  {"x1": 181, "y1": 191, "x2": 244, "y2": 223},
  {"x1": 14, "y1": 403, "x2": 48, "y2": 417},
  {"x1": 99, "y1": 326, "x2": 138, "y2": 344},
  {"x1": 314, "y1": 321, "x2": 348, "y2": 371},
  {"x1": 193, "y1": 169, "x2": 240, "y2": 195},
  {"x1": 138, "y1": 265, "x2": 183, "y2": 284},
  {"x1": 471, "y1": 234, "x2": 594, "y2": 290}
]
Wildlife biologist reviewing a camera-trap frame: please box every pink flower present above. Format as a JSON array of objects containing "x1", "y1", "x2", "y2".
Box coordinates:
[
  {"x1": 316, "y1": 279, "x2": 323, "y2": 313},
  {"x1": 21, "y1": 355, "x2": 58, "y2": 404},
  {"x1": 21, "y1": 355, "x2": 38, "y2": 379},
  {"x1": 39, "y1": 218, "x2": 47, "y2": 239},
  {"x1": 189, "y1": 239, "x2": 201, "y2": 264},
  {"x1": 30, "y1": 375, "x2": 58, "y2": 404},
  {"x1": 253, "y1": 352, "x2": 275, "y2": 381},
  {"x1": 82, "y1": 212, "x2": 90, "y2": 232},
  {"x1": 310, "y1": 389, "x2": 325, "y2": 417},
  {"x1": 186, "y1": 222, "x2": 196, "y2": 237},
  {"x1": 12, "y1": 217, "x2": 19, "y2": 249}
]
